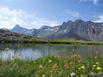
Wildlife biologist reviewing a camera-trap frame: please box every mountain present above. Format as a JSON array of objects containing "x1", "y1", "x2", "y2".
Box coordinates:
[
  {"x1": 36, "y1": 25, "x2": 59, "y2": 38},
  {"x1": 1, "y1": 28, "x2": 9, "y2": 31},
  {"x1": 2, "y1": 19, "x2": 103, "y2": 41},
  {"x1": 48, "y1": 19, "x2": 103, "y2": 41},
  {"x1": 11, "y1": 24, "x2": 29, "y2": 34},
  {"x1": 9, "y1": 25, "x2": 59, "y2": 38},
  {"x1": 10, "y1": 24, "x2": 38, "y2": 36},
  {"x1": 0, "y1": 29, "x2": 36, "y2": 42}
]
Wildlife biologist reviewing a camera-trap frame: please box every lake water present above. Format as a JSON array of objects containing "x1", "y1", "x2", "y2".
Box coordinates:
[{"x1": 0, "y1": 44, "x2": 103, "y2": 61}]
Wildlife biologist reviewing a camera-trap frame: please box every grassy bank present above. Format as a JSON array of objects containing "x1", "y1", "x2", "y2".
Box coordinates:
[
  {"x1": 1, "y1": 39, "x2": 103, "y2": 45},
  {"x1": 49, "y1": 40, "x2": 103, "y2": 45},
  {"x1": 1, "y1": 56, "x2": 103, "y2": 77}
]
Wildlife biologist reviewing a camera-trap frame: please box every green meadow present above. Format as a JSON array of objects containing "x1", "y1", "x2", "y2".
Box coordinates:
[
  {"x1": 1, "y1": 39, "x2": 103, "y2": 46},
  {"x1": 0, "y1": 55, "x2": 103, "y2": 77},
  {"x1": 0, "y1": 40, "x2": 103, "y2": 77}
]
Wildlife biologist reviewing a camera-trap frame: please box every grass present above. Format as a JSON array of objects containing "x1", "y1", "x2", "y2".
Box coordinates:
[
  {"x1": 49, "y1": 40, "x2": 103, "y2": 45},
  {"x1": 1, "y1": 55, "x2": 103, "y2": 77},
  {"x1": 1, "y1": 39, "x2": 103, "y2": 46}
]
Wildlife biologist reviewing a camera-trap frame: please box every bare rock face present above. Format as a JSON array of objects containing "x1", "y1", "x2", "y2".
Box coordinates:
[
  {"x1": 2, "y1": 19, "x2": 103, "y2": 41},
  {"x1": 48, "y1": 19, "x2": 103, "y2": 41}
]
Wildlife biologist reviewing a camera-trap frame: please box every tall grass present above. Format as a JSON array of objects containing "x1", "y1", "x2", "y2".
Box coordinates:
[
  {"x1": 49, "y1": 40, "x2": 103, "y2": 45},
  {"x1": 1, "y1": 39, "x2": 103, "y2": 45},
  {"x1": 0, "y1": 55, "x2": 103, "y2": 77}
]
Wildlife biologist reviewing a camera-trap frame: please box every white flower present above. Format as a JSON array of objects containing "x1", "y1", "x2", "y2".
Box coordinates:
[
  {"x1": 89, "y1": 72, "x2": 96, "y2": 76},
  {"x1": 39, "y1": 64, "x2": 43, "y2": 68},
  {"x1": 42, "y1": 75, "x2": 45, "y2": 77},
  {"x1": 48, "y1": 60, "x2": 52, "y2": 63},
  {"x1": 71, "y1": 72, "x2": 76, "y2": 77}
]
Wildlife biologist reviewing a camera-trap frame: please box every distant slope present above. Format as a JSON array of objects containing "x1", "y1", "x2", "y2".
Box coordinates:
[
  {"x1": 0, "y1": 29, "x2": 46, "y2": 43},
  {"x1": 11, "y1": 24, "x2": 28, "y2": 34},
  {"x1": 0, "y1": 29, "x2": 32, "y2": 41},
  {"x1": 2, "y1": 19, "x2": 103, "y2": 41},
  {"x1": 9, "y1": 25, "x2": 59, "y2": 38},
  {"x1": 48, "y1": 19, "x2": 103, "y2": 41}
]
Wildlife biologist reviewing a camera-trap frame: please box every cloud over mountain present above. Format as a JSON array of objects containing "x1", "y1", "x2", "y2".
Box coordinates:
[{"x1": 0, "y1": 6, "x2": 59, "y2": 29}]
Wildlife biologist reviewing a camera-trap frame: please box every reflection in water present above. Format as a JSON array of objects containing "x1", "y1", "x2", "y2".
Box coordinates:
[{"x1": 0, "y1": 44, "x2": 103, "y2": 61}]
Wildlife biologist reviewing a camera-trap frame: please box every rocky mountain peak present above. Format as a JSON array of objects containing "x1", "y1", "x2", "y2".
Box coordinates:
[
  {"x1": 15, "y1": 24, "x2": 21, "y2": 27},
  {"x1": 2, "y1": 19, "x2": 103, "y2": 41},
  {"x1": 12, "y1": 24, "x2": 26, "y2": 30},
  {"x1": 40, "y1": 25, "x2": 52, "y2": 30},
  {"x1": 75, "y1": 19, "x2": 84, "y2": 22}
]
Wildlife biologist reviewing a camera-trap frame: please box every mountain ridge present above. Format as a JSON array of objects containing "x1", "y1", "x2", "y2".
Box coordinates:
[{"x1": 1, "y1": 19, "x2": 103, "y2": 41}]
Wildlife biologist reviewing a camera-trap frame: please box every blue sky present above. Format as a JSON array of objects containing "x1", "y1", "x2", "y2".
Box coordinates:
[{"x1": 0, "y1": 0, "x2": 103, "y2": 29}]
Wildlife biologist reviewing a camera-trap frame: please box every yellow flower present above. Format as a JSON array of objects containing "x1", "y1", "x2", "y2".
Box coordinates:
[
  {"x1": 96, "y1": 62, "x2": 99, "y2": 65},
  {"x1": 93, "y1": 65, "x2": 96, "y2": 67},
  {"x1": 80, "y1": 66, "x2": 85, "y2": 69},
  {"x1": 96, "y1": 67, "x2": 102, "y2": 70}
]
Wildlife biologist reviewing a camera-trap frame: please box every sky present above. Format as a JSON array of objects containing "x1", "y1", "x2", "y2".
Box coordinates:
[{"x1": 0, "y1": 0, "x2": 103, "y2": 29}]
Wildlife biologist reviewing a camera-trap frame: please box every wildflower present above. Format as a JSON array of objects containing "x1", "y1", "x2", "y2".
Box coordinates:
[
  {"x1": 80, "y1": 74, "x2": 86, "y2": 77},
  {"x1": 96, "y1": 51, "x2": 100, "y2": 55},
  {"x1": 96, "y1": 67, "x2": 102, "y2": 70},
  {"x1": 70, "y1": 53, "x2": 81, "y2": 58},
  {"x1": 89, "y1": 72, "x2": 96, "y2": 76},
  {"x1": 64, "y1": 63, "x2": 69, "y2": 69},
  {"x1": 93, "y1": 65, "x2": 96, "y2": 67},
  {"x1": 42, "y1": 75, "x2": 45, "y2": 77},
  {"x1": 5, "y1": 48, "x2": 10, "y2": 51},
  {"x1": 95, "y1": 56, "x2": 98, "y2": 59},
  {"x1": 52, "y1": 64, "x2": 58, "y2": 69},
  {"x1": 48, "y1": 60, "x2": 52, "y2": 63},
  {"x1": 39, "y1": 64, "x2": 43, "y2": 69},
  {"x1": 69, "y1": 62, "x2": 75, "y2": 66},
  {"x1": 80, "y1": 66, "x2": 85, "y2": 69},
  {"x1": 12, "y1": 56, "x2": 20, "y2": 59},
  {"x1": 96, "y1": 62, "x2": 99, "y2": 65},
  {"x1": 78, "y1": 68, "x2": 81, "y2": 69},
  {"x1": 70, "y1": 72, "x2": 76, "y2": 77},
  {"x1": 75, "y1": 60, "x2": 81, "y2": 63}
]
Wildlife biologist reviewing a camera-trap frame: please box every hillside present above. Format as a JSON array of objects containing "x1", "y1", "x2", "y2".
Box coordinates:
[
  {"x1": 48, "y1": 19, "x2": 103, "y2": 41},
  {"x1": 2, "y1": 19, "x2": 103, "y2": 41},
  {"x1": 0, "y1": 29, "x2": 46, "y2": 43}
]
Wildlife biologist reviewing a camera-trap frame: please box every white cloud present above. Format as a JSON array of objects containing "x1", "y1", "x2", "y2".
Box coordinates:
[
  {"x1": 0, "y1": 7, "x2": 33, "y2": 29},
  {"x1": 0, "y1": 6, "x2": 59, "y2": 29},
  {"x1": 31, "y1": 18, "x2": 59, "y2": 29},
  {"x1": 66, "y1": 10, "x2": 80, "y2": 17},
  {"x1": 95, "y1": 15, "x2": 103, "y2": 22},
  {"x1": 80, "y1": 0, "x2": 99, "y2": 5},
  {"x1": 0, "y1": 15, "x2": 3, "y2": 20}
]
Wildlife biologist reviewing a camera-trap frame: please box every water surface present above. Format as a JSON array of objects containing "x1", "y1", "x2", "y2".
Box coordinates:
[{"x1": 0, "y1": 44, "x2": 103, "y2": 61}]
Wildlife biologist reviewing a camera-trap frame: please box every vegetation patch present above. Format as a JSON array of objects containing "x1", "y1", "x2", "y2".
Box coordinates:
[{"x1": 1, "y1": 55, "x2": 103, "y2": 77}]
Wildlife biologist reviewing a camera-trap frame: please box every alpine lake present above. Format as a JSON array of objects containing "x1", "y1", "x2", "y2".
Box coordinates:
[{"x1": 0, "y1": 43, "x2": 103, "y2": 61}]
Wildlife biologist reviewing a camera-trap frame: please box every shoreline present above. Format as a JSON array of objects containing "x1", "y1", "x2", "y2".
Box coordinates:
[{"x1": 0, "y1": 40, "x2": 103, "y2": 46}]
